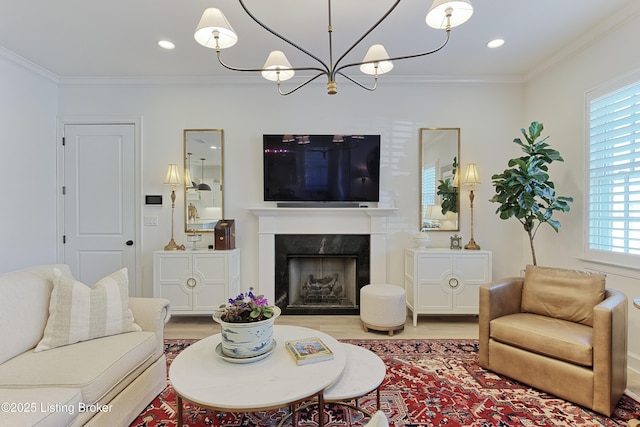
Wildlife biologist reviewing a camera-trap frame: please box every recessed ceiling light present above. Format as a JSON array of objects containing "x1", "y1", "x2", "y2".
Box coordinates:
[
  {"x1": 157, "y1": 40, "x2": 175, "y2": 50},
  {"x1": 486, "y1": 38, "x2": 505, "y2": 49}
]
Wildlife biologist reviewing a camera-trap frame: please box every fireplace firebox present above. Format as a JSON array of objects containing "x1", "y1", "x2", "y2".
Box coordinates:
[{"x1": 274, "y1": 234, "x2": 370, "y2": 315}]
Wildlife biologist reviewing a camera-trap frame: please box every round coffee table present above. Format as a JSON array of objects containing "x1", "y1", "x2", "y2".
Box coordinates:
[{"x1": 169, "y1": 325, "x2": 347, "y2": 427}]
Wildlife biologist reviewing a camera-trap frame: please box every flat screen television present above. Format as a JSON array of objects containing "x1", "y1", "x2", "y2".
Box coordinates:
[{"x1": 263, "y1": 134, "x2": 380, "y2": 203}]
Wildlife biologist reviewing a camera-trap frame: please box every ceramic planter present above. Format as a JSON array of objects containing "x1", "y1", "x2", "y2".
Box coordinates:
[{"x1": 212, "y1": 306, "x2": 281, "y2": 358}]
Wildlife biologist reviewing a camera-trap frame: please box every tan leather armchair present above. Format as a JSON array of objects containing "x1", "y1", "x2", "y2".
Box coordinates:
[{"x1": 479, "y1": 265, "x2": 628, "y2": 416}]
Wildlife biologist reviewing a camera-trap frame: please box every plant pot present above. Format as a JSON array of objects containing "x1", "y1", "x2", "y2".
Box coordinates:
[{"x1": 212, "y1": 306, "x2": 281, "y2": 358}]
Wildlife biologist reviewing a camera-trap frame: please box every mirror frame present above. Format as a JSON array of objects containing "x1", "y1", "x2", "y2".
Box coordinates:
[
  {"x1": 419, "y1": 127, "x2": 460, "y2": 232},
  {"x1": 184, "y1": 129, "x2": 224, "y2": 233}
]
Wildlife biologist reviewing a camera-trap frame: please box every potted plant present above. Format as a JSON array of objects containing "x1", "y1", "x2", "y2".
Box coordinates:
[
  {"x1": 213, "y1": 289, "x2": 281, "y2": 358},
  {"x1": 489, "y1": 122, "x2": 573, "y2": 265},
  {"x1": 436, "y1": 156, "x2": 459, "y2": 215}
]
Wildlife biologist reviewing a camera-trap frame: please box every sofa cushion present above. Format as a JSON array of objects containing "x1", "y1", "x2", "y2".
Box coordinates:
[
  {"x1": 0, "y1": 331, "x2": 157, "y2": 405},
  {"x1": 35, "y1": 268, "x2": 141, "y2": 352},
  {"x1": 0, "y1": 264, "x2": 74, "y2": 364},
  {"x1": 521, "y1": 264, "x2": 605, "y2": 326},
  {"x1": 490, "y1": 312, "x2": 594, "y2": 366},
  {"x1": 0, "y1": 387, "x2": 82, "y2": 427}
]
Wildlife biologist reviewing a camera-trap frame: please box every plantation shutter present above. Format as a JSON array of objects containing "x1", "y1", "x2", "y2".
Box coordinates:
[
  {"x1": 421, "y1": 166, "x2": 436, "y2": 220},
  {"x1": 588, "y1": 79, "x2": 640, "y2": 260}
]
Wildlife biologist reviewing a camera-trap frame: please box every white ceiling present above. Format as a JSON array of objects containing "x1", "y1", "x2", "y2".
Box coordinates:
[{"x1": 0, "y1": 0, "x2": 637, "y2": 81}]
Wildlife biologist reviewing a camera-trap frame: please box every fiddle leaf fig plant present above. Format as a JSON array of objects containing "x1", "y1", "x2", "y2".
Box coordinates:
[
  {"x1": 436, "y1": 156, "x2": 458, "y2": 214},
  {"x1": 489, "y1": 122, "x2": 573, "y2": 265}
]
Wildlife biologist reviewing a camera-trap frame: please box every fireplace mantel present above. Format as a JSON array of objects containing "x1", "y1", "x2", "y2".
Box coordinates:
[{"x1": 248, "y1": 207, "x2": 397, "y2": 303}]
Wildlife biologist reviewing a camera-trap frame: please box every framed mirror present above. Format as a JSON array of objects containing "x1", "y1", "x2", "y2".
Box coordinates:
[
  {"x1": 419, "y1": 128, "x2": 460, "y2": 231},
  {"x1": 184, "y1": 129, "x2": 224, "y2": 232}
]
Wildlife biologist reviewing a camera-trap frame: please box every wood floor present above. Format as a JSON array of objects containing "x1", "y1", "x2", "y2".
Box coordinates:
[{"x1": 165, "y1": 314, "x2": 640, "y2": 402}]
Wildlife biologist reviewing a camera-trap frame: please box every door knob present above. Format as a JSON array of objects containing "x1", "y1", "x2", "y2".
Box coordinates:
[{"x1": 126, "y1": 240, "x2": 134, "y2": 246}]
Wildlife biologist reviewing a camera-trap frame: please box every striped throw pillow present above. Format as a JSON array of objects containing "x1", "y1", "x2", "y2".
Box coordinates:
[{"x1": 35, "y1": 268, "x2": 141, "y2": 352}]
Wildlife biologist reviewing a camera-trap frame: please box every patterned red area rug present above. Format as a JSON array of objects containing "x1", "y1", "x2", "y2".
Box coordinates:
[{"x1": 131, "y1": 339, "x2": 640, "y2": 426}]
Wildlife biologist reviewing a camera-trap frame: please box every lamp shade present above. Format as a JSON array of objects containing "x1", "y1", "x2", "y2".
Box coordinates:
[
  {"x1": 194, "y1": 8, "x2": 238, "y2": 49},
  {"x1": 426, "y1": 0, "x2": 473, "y2": 29},
  {"x1": 184, "y1": 168, "x2": 195, "y2": 188},
  {"x1": 164, "y1": 164, "x2": 182, "y2": 186},
  {"x1": 261, "y1": 50, "x2": 295, "y2": 81},
  {"x1": 461, "y1": 163, "x2": 481, "y2": 188},
  {"x1": 360, "y1": 44, "x2": 394, "y2": 75}
]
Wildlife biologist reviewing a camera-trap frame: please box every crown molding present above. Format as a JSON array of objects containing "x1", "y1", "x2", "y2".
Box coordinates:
[
  {"x1": 57, "y1": 73, "x2": 523, "y2": 89},
  {"x1": 0, "y1": 46, "x2": 59, "y2": 84},
  {"x1": 524, "y1": 2, "x2": 640, "y2": 82}
]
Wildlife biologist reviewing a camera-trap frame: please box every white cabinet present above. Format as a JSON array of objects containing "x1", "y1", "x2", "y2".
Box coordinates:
[
  {"x1": 153, "y1": 249, "x2": 240, "y2": 315},
  {"x1": 404, "y1": 248, "x2": 492, "y2": 326}
]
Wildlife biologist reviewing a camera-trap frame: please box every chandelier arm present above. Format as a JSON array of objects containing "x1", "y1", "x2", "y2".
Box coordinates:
[
  {"x1": 334, "y1": 30, "x2": 451, "y2": 76},
  {"x1": 277, "y1": 73, "x2": 328, "y2": 96},
  {"x1": 216, "y1": 51, "x2": 326, "y2": 74},
  {"x1": 238, "y1": 0, "x2": 330, "y2": 74},
  {"x1": 332, "y1": 0, "x2": 403, "y2": 72},
  {"x1": 335, "y1": 71, "x2": 378, "y2": 92}
]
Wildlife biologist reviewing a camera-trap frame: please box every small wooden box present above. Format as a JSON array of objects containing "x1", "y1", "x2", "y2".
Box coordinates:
[{"x1": 214, "y1": 220, "x2": 236, "y2": 250}]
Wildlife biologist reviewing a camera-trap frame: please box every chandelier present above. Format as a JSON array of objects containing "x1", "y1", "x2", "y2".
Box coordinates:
[{"x1": 194, "y1": 0, "x2": 473, "y2": 95}]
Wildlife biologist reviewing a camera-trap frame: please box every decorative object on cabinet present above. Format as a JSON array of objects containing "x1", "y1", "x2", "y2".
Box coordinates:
[
  {"x1": 194, "y1": 1, "x2": 473, "y2": 95},
  {"x1": 404, "y1": 248, "x2": 492, "y2": 327},
  {"x1": 461, "y1": 163, "x2": 481, "y2": 250},
  {"x1": 412, "y1": 232, "x2": 432, "y2": 249},
  {"x1": 214, "y1": 219, "x2": 236, "y2": 250},
  {"x1": 153, "y1": 249, "x2": 240, "y2": 314},
  {"x1": 420, "y1": 128, "x2": 460, "y2": 231},
  {"x1": 186, "y1": 232, "x2": 202, "y2": 250},
  {"x1": 489, "y1": 122, "x2": 573, "y2": 265},
  {"x1": 184, "y1": 129, "x2": 224, "y2": 233},
  {"x1": 449, "y1": 234, "x2": 462, "y2": 249},
  {"x1": 163, "y1": 164, "x2": 182, "y2": 250}
]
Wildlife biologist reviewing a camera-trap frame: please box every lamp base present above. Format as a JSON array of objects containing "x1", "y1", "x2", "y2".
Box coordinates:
[
  {"x1": 164, "y1": 239, "x2": 179, "y2": 251},
  {"x1": 464, "y1": 238, "x2": 481, "y2": 250}
]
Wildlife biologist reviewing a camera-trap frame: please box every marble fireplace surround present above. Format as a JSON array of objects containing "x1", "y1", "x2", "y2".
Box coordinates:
[{"x1": 248, "y1": 207, "x2": 396, "y2": 308}]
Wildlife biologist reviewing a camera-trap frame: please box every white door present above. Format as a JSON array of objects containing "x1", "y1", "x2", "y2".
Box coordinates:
[{"x1": 62, "y1": 124, "x2": 137, "y2": 290}]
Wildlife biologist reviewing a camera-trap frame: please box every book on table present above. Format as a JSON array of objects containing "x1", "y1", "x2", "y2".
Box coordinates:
[{"x1": 285, "y1": 337, "x2": 334, "y2": 365}]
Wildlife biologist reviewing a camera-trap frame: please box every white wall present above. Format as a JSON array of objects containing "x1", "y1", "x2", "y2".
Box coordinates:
[
  {"x1": 57, "y1": 79, "x2": 524, "y2": 297},
  {"x1": 524, "y1": 11, "x2": 640, "y2": 370},
  {"x1": 0, "y1": 49, "x2": 59, "y2": 272}
]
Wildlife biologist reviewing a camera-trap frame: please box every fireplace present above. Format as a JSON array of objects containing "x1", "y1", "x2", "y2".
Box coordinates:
[
  {"x1": 274, "y1": 234, "x2": 370, "y2": 315},
  {"x1": 248, "y1": 207, "x2": 395, "y2": 309}
]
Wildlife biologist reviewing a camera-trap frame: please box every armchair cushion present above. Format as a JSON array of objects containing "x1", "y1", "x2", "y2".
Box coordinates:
[
  {"x1": 490, "y1": 313, "x2": 594, "y2": 366},
  {"x1": 521, "y1": 264, "x2": 605, "y2": 326}
]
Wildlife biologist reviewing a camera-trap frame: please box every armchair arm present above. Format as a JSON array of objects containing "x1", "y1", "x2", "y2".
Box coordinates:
[
  {"x1": 479, "y1": 277, "x2": 524, "y2": 368},
  {"x1": 592, "y1": 288, "x2": 627, "y2": 416},
  {"x1": 129, "y1": 297, "x2": 171, "y2": 358}
]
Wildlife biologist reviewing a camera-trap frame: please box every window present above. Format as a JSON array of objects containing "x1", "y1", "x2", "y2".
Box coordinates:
[{"x1": 587, "y1": 76, "x2": 640, "y2": 267}]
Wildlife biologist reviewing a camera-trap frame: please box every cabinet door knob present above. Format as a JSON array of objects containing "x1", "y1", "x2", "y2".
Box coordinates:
[
  {"x1": 449, "y1": 278, "x2": 459, "y2": 288},
  {"x1": 125, "y1": 240, "x2": 134, "y2": 246},
  {"x1": 186, "y1": 277, "x2": 197, "y2": 288}
]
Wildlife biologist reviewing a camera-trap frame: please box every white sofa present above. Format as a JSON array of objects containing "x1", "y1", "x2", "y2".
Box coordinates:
[{"x1": 0, "y1": 264, "x2": 171, "y2": 426}]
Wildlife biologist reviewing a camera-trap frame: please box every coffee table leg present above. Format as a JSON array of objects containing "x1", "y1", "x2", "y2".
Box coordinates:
[
  {"x1": 176, "y1": 395, "x2": 183, "y2": 427},
  {"x1": 318, "y1": 392, "x2": 325, "y2": 427}
]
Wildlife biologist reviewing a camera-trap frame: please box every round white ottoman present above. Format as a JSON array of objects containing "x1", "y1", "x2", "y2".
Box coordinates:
[{"x1": 360, "y1": 284, "x2": 406, "y2": 336}]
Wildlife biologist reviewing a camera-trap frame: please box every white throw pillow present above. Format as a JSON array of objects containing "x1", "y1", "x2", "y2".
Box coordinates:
[{"x1": 35, "y1": 268, "x2": 141, "y2": 352}]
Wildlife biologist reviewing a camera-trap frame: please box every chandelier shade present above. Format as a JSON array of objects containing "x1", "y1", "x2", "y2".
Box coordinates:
[
  {"x1": 426, "y1": 0, "x2": 474, "y2": 29},
  {"x1": 194, "y1": 8, "x2": 238, "y2": 49},
  {"x1": 261, "y1": 50, "x2": 295, "y2": 82},
  {"x1": 360, "y1": 44, "x2": 394, "y2": 75},
  {"x1": 194, "y1": 0, "x2": 473, "y2": 95}
]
